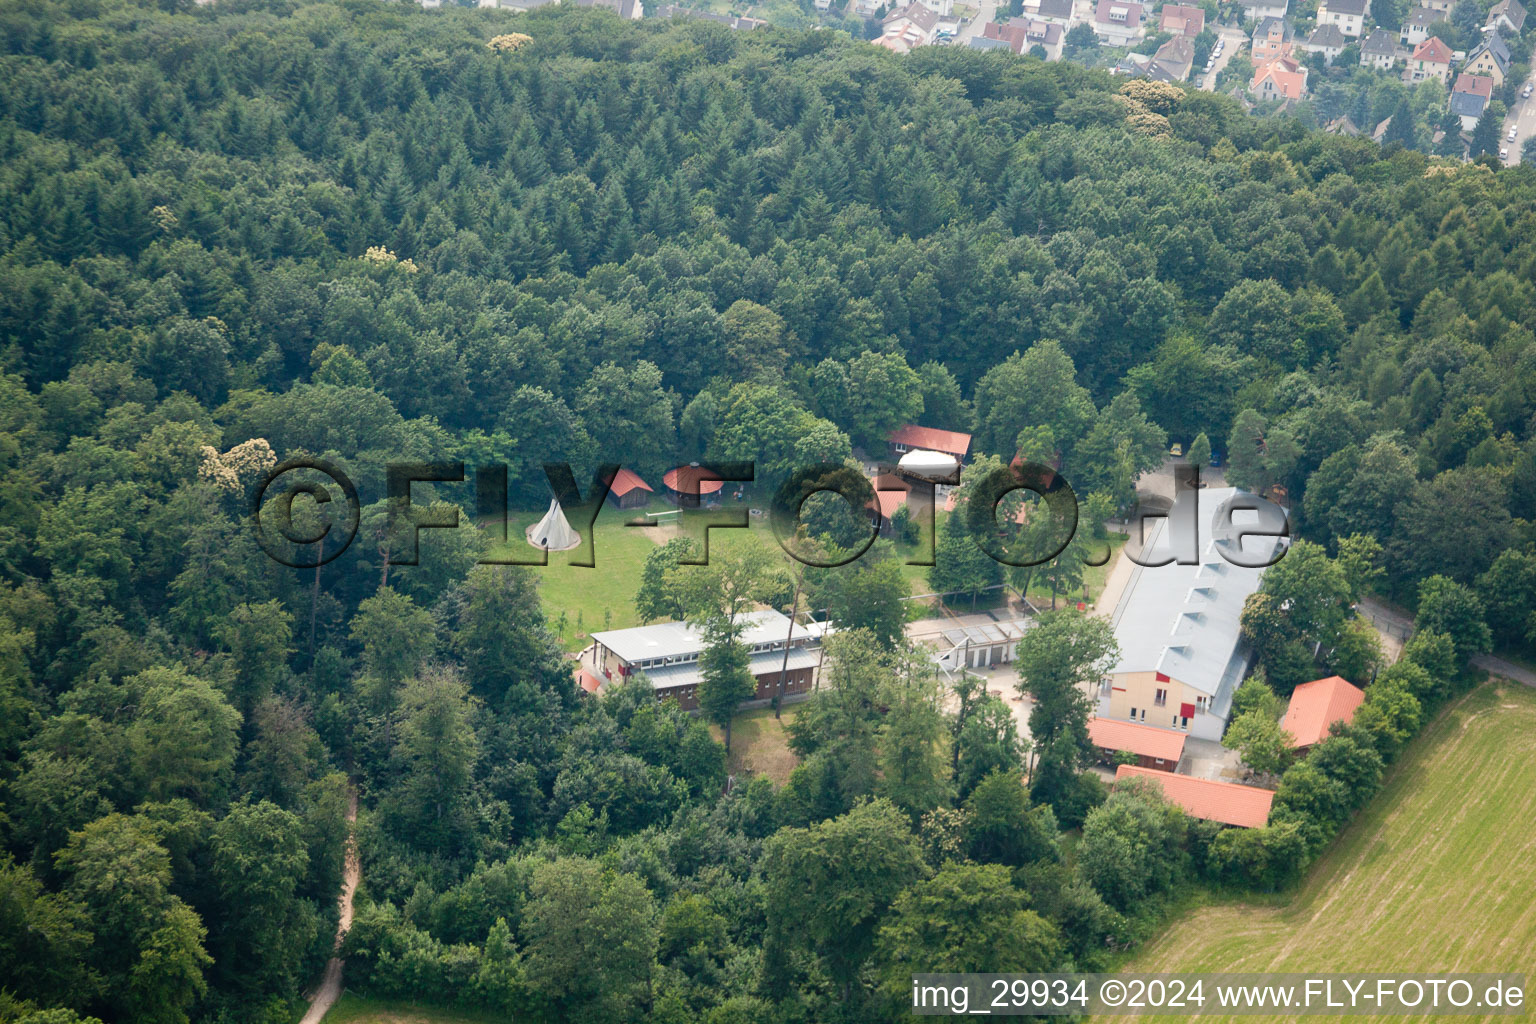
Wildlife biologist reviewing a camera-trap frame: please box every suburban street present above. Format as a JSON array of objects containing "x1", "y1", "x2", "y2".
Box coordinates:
[
  {"x1": 1199, "y1": 24, "x2": 1248, "y2": 91},
  {"x1": 1502, "y1": 64, "x2": 1536, "y2": 166},
  {"x1": 953, "y1": 0, "x2": 998, "y2": 46}
]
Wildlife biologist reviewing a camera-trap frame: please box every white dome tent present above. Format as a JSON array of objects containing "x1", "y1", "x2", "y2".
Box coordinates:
[{"x1": 526, "y1": 497, "x2": 582, "y2": 552}]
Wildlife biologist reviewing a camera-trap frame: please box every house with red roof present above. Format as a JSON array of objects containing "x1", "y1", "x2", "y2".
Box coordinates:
[
  {"x1": 1409, "y1": 36, "x2": 1453, "y2": 82},
  {"x1": 1281, "y1": 675, "x2": 1366, "y2": 752},
  {"x1": 1159, "y1": 2, "x2": 1204, "y2": 36},
  {"x1": 606, "y1": 467, "x2": 654, "y2": 510},
  {"x1": 1089, "y1": 717, "x2": 1186, "y2": 770},
  {"x1": 888, "y1": 424, "x2": 972, "y2": 463},
  {"x1": 1251, "y1": 54, "x2": 1309, "y2": 101},
  {"x1": 1115, "y1": 765, "x2": 1275, "y2": 828}
]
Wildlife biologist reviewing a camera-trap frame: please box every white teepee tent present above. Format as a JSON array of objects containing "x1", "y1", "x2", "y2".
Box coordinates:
[{"x1": 526, "y1": 497, "x2": 581, "y2": 551}]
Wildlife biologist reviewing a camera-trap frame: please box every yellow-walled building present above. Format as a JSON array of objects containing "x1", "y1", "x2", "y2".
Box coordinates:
[{"x1": 1095, "y1": 487, "x2": 1286, "y2": 743}]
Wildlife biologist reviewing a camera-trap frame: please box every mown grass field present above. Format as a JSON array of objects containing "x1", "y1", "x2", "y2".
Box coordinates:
[
  {"x1": 709, "y1": 706, "x2": 801, "y2": 785},
  {"x1": 508, "y1": 496, "x2": 954, "y2": 650},
  {"x1": 318, "y1": 993, "x2": 501, "y2": 1024},
  {"x1": 1099, "y1": 681, "x2": 1536, "y2": 1023}
]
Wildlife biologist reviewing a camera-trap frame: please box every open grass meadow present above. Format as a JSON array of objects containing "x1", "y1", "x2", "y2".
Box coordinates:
[
  {"x1": 1098, "y1": 681, "x2": 1536, "y2": 1023},
  {"x1": 505, "y1": 495, "x2": 959, "y2": 650},
  {"x1": 317, "y1": 994, "x2": 503, "y2": 1024},
  {"x1": 708, "y1": 706, "x2": 802, "y2": 785}
]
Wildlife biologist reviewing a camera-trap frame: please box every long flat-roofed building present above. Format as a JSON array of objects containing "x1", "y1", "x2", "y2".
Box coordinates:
[
  {"x1": 588, "y1": 610, "x2": 828, "y2": 710},
  {"x1": 1099, "y1": 487, "x2": 1285, "y2": 742}
]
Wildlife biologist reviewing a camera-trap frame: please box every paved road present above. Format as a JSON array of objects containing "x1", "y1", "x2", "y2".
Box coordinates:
[
  {"x1": 1199, "y1": 25, "x2": 1248, "y2": 91},
  {"x1": 1358, "y1": 596, "x2": 1536, "y2": 688},
  {"x1": 1502, "y1": 65, "x2": 1536, "y2": 166},
  {"x1": 953, "y1": 0, "x2": 998, "y2": 45}
]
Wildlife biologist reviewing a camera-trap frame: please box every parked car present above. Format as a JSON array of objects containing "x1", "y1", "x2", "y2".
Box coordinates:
[
  {"x1": 1509, "y1": 127, "x2": 1519, "y2": 142},
  {"x1": 1500, "y1": 147, "x2": 1509, "y2": 158},
  {"x1": 1525, "y1": 84, "x2": 1534, "y2": 98},
  {"x1": 1169, "y1": 443, "x2": 1184, "y2": 458}
]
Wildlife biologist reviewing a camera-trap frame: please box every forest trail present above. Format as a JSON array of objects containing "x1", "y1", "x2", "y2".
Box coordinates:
[{"x1": 299, "y1": 787, "x2": 360, "y2": 1024}]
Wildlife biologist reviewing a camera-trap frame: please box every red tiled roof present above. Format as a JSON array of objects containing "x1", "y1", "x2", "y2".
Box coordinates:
[
  {"x1": 1160, "y1": 3, "x2": 1204, "y2": 34},
  {"x1": 609, "y1": 466, "x2": 653, "y2": 496},
  {"x1": 868, "y1": 476, "x2": 908, "y2": 519},
  {"x1": 1453, "y1": 72, "x2": 1494, "y2": 98},
  {"x1": 575, "y1": 667, "x2": 604, "y2": 694},
  {"x1": 1114, "y1": 765, "x2": 1275, "y2": 828},
  {"x1": 889, "y1": 424, "x2": 972, "y2": 458},
  {"x1": 1090, "y1": 718, "x2": 1187, "y2": 763},
  {"x1": 662, "y1": 464, "x2": 725, "y2": 495},
  {"x1": 1281, "y1": 675, "x2": 1366, "y2": 748},
  {"x1": 1414, "y1": 35, "x2": 1452, "y2": 62}
]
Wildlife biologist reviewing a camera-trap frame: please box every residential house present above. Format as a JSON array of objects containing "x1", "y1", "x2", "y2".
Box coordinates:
[
  {"x1": 1115, "y1": 52, "x2": 1185, "y2": 81},
  {"x1": 1251, "y1": 17, "x2": 1294, "y2": 62},
  {"x1": 1324, "y1": 114, "x2": 1362, "y2": 134},
  {"x1": 1024, "y1": 0, "x2": 1076, "y2": 25},
  {"x1": 1465, "y1": 31, "x2": 1511, "y2": 87},
  {"x1": 651, "y1": 4, "x2": 765, "y2": 27},
  {"x1": 587, "y1": 610, "x2": 829, "y2": 710},
  {"x1": 1487, "y1": 0, "x2": 1526, "y2": 34},
  {"x1": 969, "y1": 34, "x2": 1015, "y2": 50},
  {"x1": 1089, "y1": 717, "x2": 1186, "y2": 771},
  {"x1": 1238, "y1": 0, "x2": 1289, "y2": 21},
  {"x1": 1360, "y1": 26, "x2": 1399, "y2": 67},
  {"x1": 1422, "y1": 0, "x2": 1453, "y2": 13},
  {"x1": 1281, "y1": 675, "x2": 1367, "y2": 752},
  {"x1": 889, "y1": 424, "x2": 972, "y2": 464},
  {"x1": 1097, "y1": 487, "x2": 1286, "y2": 743},
  {"x1": 1152, "y1": 33, "x2": 1196, "y2": 79},
  {"x1": 1400, "y1": 6, "x2": 1436, "y2": 45},
  {"x1": 1019, "y1": 16, "x2": 1065, "y2": 57},
  {"x1": 572, "y1": 0, "x2": 643, "y2": 18},
  {"x1": 605, "y1": 468, "x2": 654, "y2": 510},
  {"x1": 1408, "y1": 35, "x2": 1453, "y2": 81},
  {"x1": 982, "y1": 18, "x2": 1029, "y2": 52},
  {"x1": 1450, "y1": 72, "x2": 1494, "y2": 130},
  {"x1": 1093, "y1": 0, "x2": 1146, "y2": 45},
  {"x1": 1252, "y1": 54, "x2": 1309, "y2": 99},
  {"x1": 1316, "y1": 0, "x2": 1369, "y2": 36},
  {"x1": 1159, "y1": 2, "x2": 1205, "y2": 36},
  {"x1": 1302, "y1": 23, "x2": 1348, "y2": 63},
  {"x1": 875, "y1": 3, "x2": 939, "y2": 52},
  {"x1": 1115, "y1": 766, "x2": 1276, "y2": 827}
]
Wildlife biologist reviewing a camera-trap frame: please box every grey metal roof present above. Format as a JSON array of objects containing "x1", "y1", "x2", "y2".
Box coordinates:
[
  {"x1": 1109, "y1": 488, "x2": 1286, "y2": 699},
  {"x1": 1322, "y1": 0, "x2": 1368, "y2": 16},
  {"x1": 641, "y1": 646, "x2": 819, "y2": 691},
  {"x1": 1450, "y1": 91, "x2": 1488, "y2": 117},
  {"x1": 591, "y1": 610, "x2": 828, "y2": 665},
  {"x1": 939, "y1": 619, "x2": 1034, "y2": 649},
  {"x1": 1361, "y1": 27, "x2": 1397, "y2": 53},
  {"x1": 1468, "y1": 31, "x2": 1511, "y2": 68},
  {"x1": 1306, "y1": 23, "x2": 1346, "y2": 46}
]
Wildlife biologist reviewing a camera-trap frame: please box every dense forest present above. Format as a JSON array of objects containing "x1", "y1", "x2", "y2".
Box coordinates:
[{"x1": 3, "y1": 0, "x2": 1536, "y2": 1021}]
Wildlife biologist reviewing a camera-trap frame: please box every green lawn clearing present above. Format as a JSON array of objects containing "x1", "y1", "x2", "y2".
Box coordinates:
[
  {"x1": 317, "y1": 993, "x2": 502, "y2": 1024},
  {"x1": 1100, "y1": 681, "x2": 1536, "y2": 1023},
  {"x1": 709, "y1": 706, "x2": 801, "y2": 785}
]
